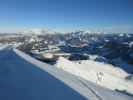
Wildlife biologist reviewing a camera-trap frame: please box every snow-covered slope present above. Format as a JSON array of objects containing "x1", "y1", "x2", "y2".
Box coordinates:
[
  {"x1": 14, "y1": 48, "x2": 133, "y2": 100},
  {"x1": 55, "y1": 57, "x2": 133, "y2": 95},
  {"x1": 0, "y1": 46, "x2": 132, "y2": 100}
]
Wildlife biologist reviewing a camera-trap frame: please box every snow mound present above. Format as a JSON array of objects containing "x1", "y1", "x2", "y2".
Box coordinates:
[{"x1": 55, "y1": 57, "x2": 133, "y2": 94}]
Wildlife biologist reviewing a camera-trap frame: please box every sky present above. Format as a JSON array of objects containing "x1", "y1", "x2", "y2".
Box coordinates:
[{"x1": 0, "y1": 0, "x2": 133, "y2": 33}]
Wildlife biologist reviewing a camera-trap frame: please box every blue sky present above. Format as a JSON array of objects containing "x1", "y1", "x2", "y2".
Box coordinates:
[{"x1": 0, "y1": 0, "x2": 133, "y2": 33}]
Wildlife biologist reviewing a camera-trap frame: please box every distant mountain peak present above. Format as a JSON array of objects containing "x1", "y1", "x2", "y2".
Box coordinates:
[{"x1": 21, "y1": 28, "x2": 56, "y2": 35}]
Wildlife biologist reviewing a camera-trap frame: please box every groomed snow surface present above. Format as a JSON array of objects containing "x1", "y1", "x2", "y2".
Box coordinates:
[{"x1": 0, "y1": 45, "x2": 133, "y2": 100}]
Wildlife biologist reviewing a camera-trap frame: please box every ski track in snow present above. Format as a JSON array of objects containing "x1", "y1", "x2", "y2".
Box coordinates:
[{"x1": 78, "y1": 79, "x2": 103, "y2": 100}]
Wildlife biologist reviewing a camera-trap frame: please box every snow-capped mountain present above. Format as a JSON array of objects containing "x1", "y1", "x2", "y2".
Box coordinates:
[{"x1": 21, "y1": 28, "x2": 56, "y2": 35}]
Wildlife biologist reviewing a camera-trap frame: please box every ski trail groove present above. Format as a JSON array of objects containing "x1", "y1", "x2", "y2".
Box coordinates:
[{"x1": 78, "y1": 79, "x2": 103, "y2": 100}]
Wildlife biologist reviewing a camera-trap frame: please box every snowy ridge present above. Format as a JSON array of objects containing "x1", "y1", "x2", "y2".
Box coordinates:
[
  {"x1": 13, "y1": 48, "x2": 133, "y2": 100},
  {"x1": 55, "y1": 57, "x2": 133, "y2": 94}
]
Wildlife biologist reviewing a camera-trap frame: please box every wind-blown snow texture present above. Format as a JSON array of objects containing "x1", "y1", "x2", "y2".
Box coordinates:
[{"x1": 0, "y1": 46, "x2": 132, "y2": 100}]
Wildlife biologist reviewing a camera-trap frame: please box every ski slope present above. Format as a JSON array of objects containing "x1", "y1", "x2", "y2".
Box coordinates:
[{"x1": 0, "y1": 46, "x2": 132, "y2": 100}]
